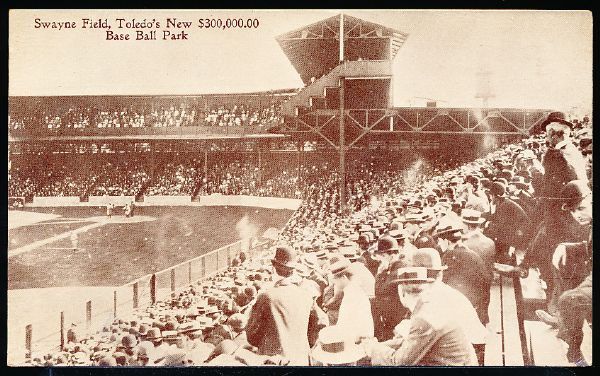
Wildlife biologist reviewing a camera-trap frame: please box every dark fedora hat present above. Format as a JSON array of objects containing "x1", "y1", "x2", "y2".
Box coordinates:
[
  {"x1": 271, "y1": 245, "x2": 298, "y2": 269},
  {"x1": 375, "y1": 235, "x2": 399, "y2": 254},
  {"x1": 531, "y1": 111, "x2": 573, "y2": 135},
  {"x1": 489, "y1": 181, "x2": 507, "y2": 197}
]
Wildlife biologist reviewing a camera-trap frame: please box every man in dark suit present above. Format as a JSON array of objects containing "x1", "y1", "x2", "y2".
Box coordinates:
[
  {"x1": 245, "y1": 245, "x2": 316, "y2": 365},
  {"x1": 484, "y1": 181, "x2": 529, "y2": 264},
  {"x1": 357, "y1": 233, "x2": 380, "y2": 276},
  {"x1": 539, "y1": 114, "x2": 588, "y2": 219},
  {"x1": 371, "y1": 236, "x2": 409, "y2": 341},
  {"x1": 532, "y1": 180, "x2": 592, "y2": 325},
  {"x1": 436, "y1": 219, "x2": 492, "y2": 325}
]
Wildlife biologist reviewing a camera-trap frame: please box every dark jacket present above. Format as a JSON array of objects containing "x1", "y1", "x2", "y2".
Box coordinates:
[
  {"x1": 542, "y1": 142, "x2": 588, "y2": 200},
  {"x1": 372, "y1": 264, "x2": 409, "y2": 341},
  {"x1": 541, "y1": 142, "x2": 588, "y2": 218},
  {"x1": 442, "y1": 244, "x2": 492, "y2": 324},
  {"x1": 358, "y1": 250, "x2": 380, "y2": 277},
  {"x1": 462, "y1": 229, "x2": 496, "y2": 273},
  {"x1": 525, "y1": 212, "x2": 589, "y2": 291},
  {"x1": 485, "y1": 197, "x2": 529, "y2": 249}
]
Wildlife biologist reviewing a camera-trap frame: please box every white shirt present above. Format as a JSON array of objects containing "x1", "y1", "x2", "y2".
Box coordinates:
[{"x1": 336, "y1": 281, "x2": 374, "y2": 342}]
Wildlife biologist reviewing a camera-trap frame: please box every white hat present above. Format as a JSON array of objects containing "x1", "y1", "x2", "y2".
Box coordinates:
[{"x1": 311, "y1": 326, "x2": 366, "y2": 365}]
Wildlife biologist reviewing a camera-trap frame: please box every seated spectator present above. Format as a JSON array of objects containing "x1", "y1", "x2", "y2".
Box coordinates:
[{"x1": 362, "y1": 248, "x2": 478, "y2": 366}]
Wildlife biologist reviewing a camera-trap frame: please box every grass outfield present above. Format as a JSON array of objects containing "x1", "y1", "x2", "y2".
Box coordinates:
[
  {"x1": 8, "y1": 206, "x2": 292, "y2": 290},
  {"x1": 9, "y1": 221, "x2": 95, "y2": 250}
]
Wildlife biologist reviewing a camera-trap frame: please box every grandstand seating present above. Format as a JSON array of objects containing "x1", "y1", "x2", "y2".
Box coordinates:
[{"x1": 8, "y1": 117, "x2": 593, "y2": 367}]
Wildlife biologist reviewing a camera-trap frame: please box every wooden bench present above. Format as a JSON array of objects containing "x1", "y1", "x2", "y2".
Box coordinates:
[{"x1": 484, "y1": 275, "x2": 525, "y2": 366}]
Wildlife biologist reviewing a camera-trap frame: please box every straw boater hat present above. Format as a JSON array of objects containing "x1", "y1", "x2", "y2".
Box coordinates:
[
  {"x1": 390, "y1": 266, "x2": 435, "y2": 284},
  {"x1": 460, "y1": 209, "x2": 486, "y2": 225},
  {"x1": 434, "y1": 219, "x2": 463, "y2": 240},
  {"x1": 311, "y1": 326, "x2": 366, "y2": 365},
  {"x1": 396, "y1": 248, "x2": 449, "y2": 285},
  {"x1": 388, "y1": 229, "x2": 408, "y2": 241},
  {"x1": 329, "y1": 257, "x2": 352, "y2": 277}
]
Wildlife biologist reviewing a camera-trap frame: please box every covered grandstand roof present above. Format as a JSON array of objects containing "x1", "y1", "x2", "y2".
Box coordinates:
[{"x1": 276, "y1": 14, "x2": 408, "y2": 84}]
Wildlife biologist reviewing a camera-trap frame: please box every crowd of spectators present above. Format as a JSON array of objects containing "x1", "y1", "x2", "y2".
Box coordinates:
[
  {"x1": 9, "y1": 152, "x2": 460, "y2": 203},
  {"x1": 146, "y1": 163, "x2": 200, "y2": 196},
  {"x1": 9, "y1": 103, "x2": 283, "y2": 130},
  {"x1": 8, "y1": 165, "x2": 39, "y2": 198},
  {"x1": 90, "y1": 162, "x2": 151, "y2": 197},
  {"x1": 203, "y1": 105, "x2": 280, "y2": 127},
  {"x1": 23, "y1": 112, "x2": 592, "y2": 367}
]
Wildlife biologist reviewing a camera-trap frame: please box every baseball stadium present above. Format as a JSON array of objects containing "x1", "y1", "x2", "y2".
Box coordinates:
[{"x1": 8, "y1": 11, "x2": 592, "y2": 367}]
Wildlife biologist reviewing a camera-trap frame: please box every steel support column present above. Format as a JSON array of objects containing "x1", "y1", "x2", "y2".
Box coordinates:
[
  {"x1": 203, "y1": 149, "x2": 208, "y2": 177},
  {"x1": 258, "y1": 148, "x2": 262, "y2": 185},
  {"x1": 339, "y1": 77, "x2": 346, "y2": 214}
]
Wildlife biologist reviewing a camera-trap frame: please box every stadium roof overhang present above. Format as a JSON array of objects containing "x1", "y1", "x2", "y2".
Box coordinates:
[{"x1": 276, "y1": 14, "x2": 408, "y2": 85}]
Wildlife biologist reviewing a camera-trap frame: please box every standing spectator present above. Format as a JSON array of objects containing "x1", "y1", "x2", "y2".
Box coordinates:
[
  {"x1": 539, "y1": 113, "x2": 588, "y2": 219},
  {"x1": 436, "y1": 218, "x2": 492, "y2": 325},
  {"x1": 371, "y1": 236, "x2": 409, "y2": 341},
  {"x1": 461, "y1": 209, "x2": 495, "y2": 274},
  {"x1": 534, "y1": 180, "x2": 592, "y2": 327},
  {"x1": 484, "y1": 181, "x2": 529, "y2": 264},
  {"x1": 244, "y1": 245, "x2": 315, "y2": 365}
]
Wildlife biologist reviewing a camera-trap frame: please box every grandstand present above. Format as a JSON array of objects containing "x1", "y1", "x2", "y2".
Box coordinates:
[{"x1": 8, "y1": 12, "x2": 592, "y2": 368}]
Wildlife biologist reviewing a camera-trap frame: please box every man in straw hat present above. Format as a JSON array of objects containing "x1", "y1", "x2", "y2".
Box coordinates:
[
  {"x1": 460, "y1": 209, "x2": 495, "y2": 273},
  {"x1": 362, "y1": 248, "x2": 482, "y2": 366},
  {"x1": 244, "y1": 245, "x2": 322, "y2": 365}
]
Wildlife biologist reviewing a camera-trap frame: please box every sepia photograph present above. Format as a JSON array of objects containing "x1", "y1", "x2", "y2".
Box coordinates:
[{"x1": 7, "y1": 9, "x2": 592, "y2": 367}]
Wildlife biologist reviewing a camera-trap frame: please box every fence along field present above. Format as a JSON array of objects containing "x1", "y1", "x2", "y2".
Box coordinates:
[{"x1": 7, "y1": 204, "x2": 294, "y2": 364}]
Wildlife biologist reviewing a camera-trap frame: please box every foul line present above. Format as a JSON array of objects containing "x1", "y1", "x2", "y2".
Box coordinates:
[{"x1": 8, "y1": 222, "x2": 107, "y2": 258}]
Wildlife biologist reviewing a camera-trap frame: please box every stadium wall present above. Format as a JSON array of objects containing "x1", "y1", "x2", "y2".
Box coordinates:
[
  {"x1": 25, "y1": 195, "x2": 302, "y2": 210},
  {"x1": 88, "y1": 196, "x2": 136, "y2": 205},
  {"x1": 30, "y1": 196, "x2": 81, "y2": 206},
  {"x1": 195, "y1": 194, "x2": 302, "y2": 210},
  {"x1": 141, "y1": 195, "x2": 193, "y2": 206}
]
